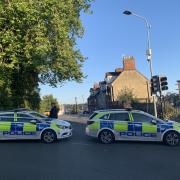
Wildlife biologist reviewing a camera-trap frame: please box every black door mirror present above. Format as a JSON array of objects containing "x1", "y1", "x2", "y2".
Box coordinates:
[
  {"x1": 151, "y1": 119, "x2": 157, "y2": 125},
  {"x1": 30, "y1": 120, "x2": 37, "y2": 124}
]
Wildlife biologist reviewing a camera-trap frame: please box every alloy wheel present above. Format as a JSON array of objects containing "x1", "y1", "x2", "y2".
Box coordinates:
[
  {"x1": 43, "y1": 131, "x2": 56, "y2": 143},
  {"x1": 166, "y1": 132, "x2": 179, "y2": 146},
  {"x1": 99, "y1": 130, "x2": 114, "y2": 144}
]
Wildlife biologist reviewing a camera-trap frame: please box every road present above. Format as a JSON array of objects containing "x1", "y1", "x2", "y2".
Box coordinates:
[{"x1": 0, "y1": 122, "x2": 180, "y2": 180}]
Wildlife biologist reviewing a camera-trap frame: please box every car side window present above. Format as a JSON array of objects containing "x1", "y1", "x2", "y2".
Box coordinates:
[
  {"x1": 17, "y1": 118, "x2": 40, "y2": 123},
  {"x1": 109, "y1": 113, "x2": 130, "y2": 121},
  {"x1": 132, "y1": 113, "x2": 153, "y2": 123},
  {"x1": 0, "y1": 114, "x2": 14, "y2": 122},
  {"x1": 100, "y1": 114, "x2": 109, "y2": 120},
  {"x1": 17, "y1": 113, "x2": 31, "y2": 118},
  {"x1": 17, "y1": 113, "x2": 38, "y2": 123}
]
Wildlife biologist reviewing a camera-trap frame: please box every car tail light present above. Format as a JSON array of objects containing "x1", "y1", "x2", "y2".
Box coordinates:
[{"x1": 87, "y1": 121, "x2": 95, "y2": 125}]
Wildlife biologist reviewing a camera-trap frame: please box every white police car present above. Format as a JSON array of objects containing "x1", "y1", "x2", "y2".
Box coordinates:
[
  {"x1": 86, "y1": 109, "x2": 180, "y2": 146},
  {"x1": 0, "y1": 109, "x2": 72, "y2": 143}
]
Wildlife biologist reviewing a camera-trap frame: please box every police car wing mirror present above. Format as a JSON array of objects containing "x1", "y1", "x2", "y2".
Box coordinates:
[
  {"x1": 151, "y1": 119, "x2": 157, "y2": 125},
  {"x1": 30, "y1": 120, "x2": 37, "y2": 124}
]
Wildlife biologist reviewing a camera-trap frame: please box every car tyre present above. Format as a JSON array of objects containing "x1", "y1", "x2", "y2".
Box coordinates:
[
  {"x1": 163, "y1": 131, "x2": 180, "y2": 146},
  {"x1": 41, "y1": 129, "x2": 57, "y2": 143},
  {"x1": 98, "y1": 130, "x2": 115, "y2": 144}
]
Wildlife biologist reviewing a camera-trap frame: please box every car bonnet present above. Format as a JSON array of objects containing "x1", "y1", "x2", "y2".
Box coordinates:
[{"x1": 50, "y1": 119, "x2": 71, "y2": 127}]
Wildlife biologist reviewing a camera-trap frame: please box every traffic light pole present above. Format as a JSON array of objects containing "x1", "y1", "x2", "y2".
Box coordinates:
[
  {"x1": 149, "y1": 57, "x2": 157, "y2": 118},
  {"x1": 151, "y1": 75, "x2": 158, "y2": 117},
  {"x1": 159, "y1": 87, "x2": 164, "y2": 119},
  {"x1": 159, "y1": 76, "x2": 168, "y2": 119}
]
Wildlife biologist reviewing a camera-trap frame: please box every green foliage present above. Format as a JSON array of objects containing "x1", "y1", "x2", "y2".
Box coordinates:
[
  {"x1": 159, "y1": 93, "x2": 180, "y2": 120},
  {"x1": 117, "y1": 88, "x2": 137, "y2": 106},
  {"x1": 164, "y1": 92, "x2": 180, "y2": 107},
  {"x1": 163, "y1": 102, "x2": 180, "y2": 120},
  {"x1": 0, "y1": 0, "x2": 93, "y2": 85},
  {"x1": 39, "y1": 94, "x2": 60, "y2": 113},
  {"x1": 0, "y1": 0, "x2": 93, "y2": 110}
]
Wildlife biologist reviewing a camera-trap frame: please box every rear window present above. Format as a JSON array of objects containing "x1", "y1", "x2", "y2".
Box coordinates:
[
  {"x1": 0, "y1": 114, "x2": 14, "y2": 122},
  {"x1": 89, "y1": 112, "x2": 98, "y2": 120}
]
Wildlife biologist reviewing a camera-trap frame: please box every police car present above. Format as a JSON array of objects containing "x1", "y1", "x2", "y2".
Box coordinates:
[
  {"x1": 0, "y1": 109, "x2": 72, "y2": 143},
  {"x1": 86, "y1": 109, "x2": 180, "y2": 146}
]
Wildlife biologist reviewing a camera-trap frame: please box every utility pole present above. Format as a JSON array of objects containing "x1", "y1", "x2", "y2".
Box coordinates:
[
  {"x1": 75, "y1": 97, "x2": 78, "y2": 114},
  {"x1": 82, "y1": 95, "x2": 84, "y2": 112},
  {"x1": 123, "y1": 10, "x2": 157, "y2": 117},
  {"x1": 177, "y1": 80, "x2": 180, "y2": 95}
]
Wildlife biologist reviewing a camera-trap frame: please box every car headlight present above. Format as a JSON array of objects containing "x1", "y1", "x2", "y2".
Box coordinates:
[{"x1": 57, "y1": 125, "x2": 69, "y2": 129}]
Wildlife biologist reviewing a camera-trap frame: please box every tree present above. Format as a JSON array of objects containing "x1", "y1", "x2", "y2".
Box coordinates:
[
  {"x1": 0, "y1": 0, "x2": 93, "y2": 109},
  {"x1": 164, "y1": 92, "x2": 180, "y2": 107},
  {"x1": 117, "y1": 88, "x2": 137, "y2": 108},
  {"x1": 39, "y1": 94, "x2": 60, "y2": 113}
]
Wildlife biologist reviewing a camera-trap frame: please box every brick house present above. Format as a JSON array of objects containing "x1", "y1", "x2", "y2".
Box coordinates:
[{"x1": 88, "y1": 56, "x2": 152, "y2": 112}]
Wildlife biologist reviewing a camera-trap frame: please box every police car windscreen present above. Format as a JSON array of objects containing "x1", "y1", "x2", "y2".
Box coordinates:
[{"x1": 89, "y1": 113, "x2": 98, "y2": 119}]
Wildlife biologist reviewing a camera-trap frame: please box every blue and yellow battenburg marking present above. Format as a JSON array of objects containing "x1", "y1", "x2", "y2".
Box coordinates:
[
  {"x1": 88, "y1": 120, "x2": 175, "y2": 137},
  {"x1": 0, "y1": 122, "x2": 51, "y2": 135}
]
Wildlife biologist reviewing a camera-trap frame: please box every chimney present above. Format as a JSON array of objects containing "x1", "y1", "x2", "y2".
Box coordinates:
[{"x1": 123, "y1": 56, "x2": 136, "y2": 70}]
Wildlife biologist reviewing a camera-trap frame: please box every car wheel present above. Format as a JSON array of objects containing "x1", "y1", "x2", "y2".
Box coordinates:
[
  {"x1": 98, "y1": 130, "x2": 115, "y2": 144},
  {"x1": 163, "y1": 131, "x2": 180, "y2": 146},
  {"x1": 41, "y1": 129, "x2": 57, "y2": 143}
]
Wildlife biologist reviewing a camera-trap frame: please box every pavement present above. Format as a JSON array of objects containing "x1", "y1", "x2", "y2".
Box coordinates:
[{"x1": 0, "y1": 121, "x2": 180, "y2": 180}]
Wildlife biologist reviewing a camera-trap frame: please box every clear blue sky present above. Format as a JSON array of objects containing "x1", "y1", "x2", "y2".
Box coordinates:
[{"x1": 40, "y1": 0, "x2": 180, "y2": 104}]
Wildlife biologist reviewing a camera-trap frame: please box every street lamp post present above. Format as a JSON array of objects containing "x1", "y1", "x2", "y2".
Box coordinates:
[
  {"x1": 123, "y1": 10, "x2": 157, "y2": 117},
  {"x1": 75, "y1": 97, "x2": 78, "y2": 114}
]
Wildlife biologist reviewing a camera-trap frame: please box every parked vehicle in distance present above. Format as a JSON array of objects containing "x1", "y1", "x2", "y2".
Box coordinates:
[
  {"x1": 86, "y1": 109, "x2": 180, "y2": 146},
  {"x1": 0, "y1": 109, "x2": 72, "y2": 143},
  {"x1": 83, "y1": 111, "x2": 89, "y2": 115}
]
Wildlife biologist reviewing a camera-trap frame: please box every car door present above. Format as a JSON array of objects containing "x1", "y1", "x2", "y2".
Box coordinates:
[
  {"x1": 15, "y1": 113, "x2": 38, "y2": 139},
  {"x1": 131, "y1": 112, "x2": 159, "y2": 141},
  {"x1": 109, "y1": 112, "x2": 133, "y2": 140},
  {"x1": 0, "y1": 113, "x2": 16, "y2": 139}
]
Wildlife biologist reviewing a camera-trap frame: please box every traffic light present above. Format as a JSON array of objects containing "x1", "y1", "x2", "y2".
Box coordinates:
[
  {"x1": 160, "y1": 76, "x2": 168, "y2": 91},
  {"x1": 151, "y1": 75, "x2": 160, "y2": 94}
]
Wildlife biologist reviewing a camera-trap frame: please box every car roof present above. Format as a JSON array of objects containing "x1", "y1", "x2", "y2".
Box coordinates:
[
  {"x1": 0, "y1": 110, "x2": 40, "y2": 116},
  {"x1": 94, "y1": 109, "x2": 144, "y2": 113},
  {"x1": 0, "y1": 111, "x2": 14, "y2": 115},
  {"x1": 0, "y1": 108, "x2": 30, "y2": 113},
  {"x1": 19, "y1": 111, "x2": 34, "y2": 114},
  {"x1": 0, "y1": 110, "x2": 30, "y2": 114}
]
